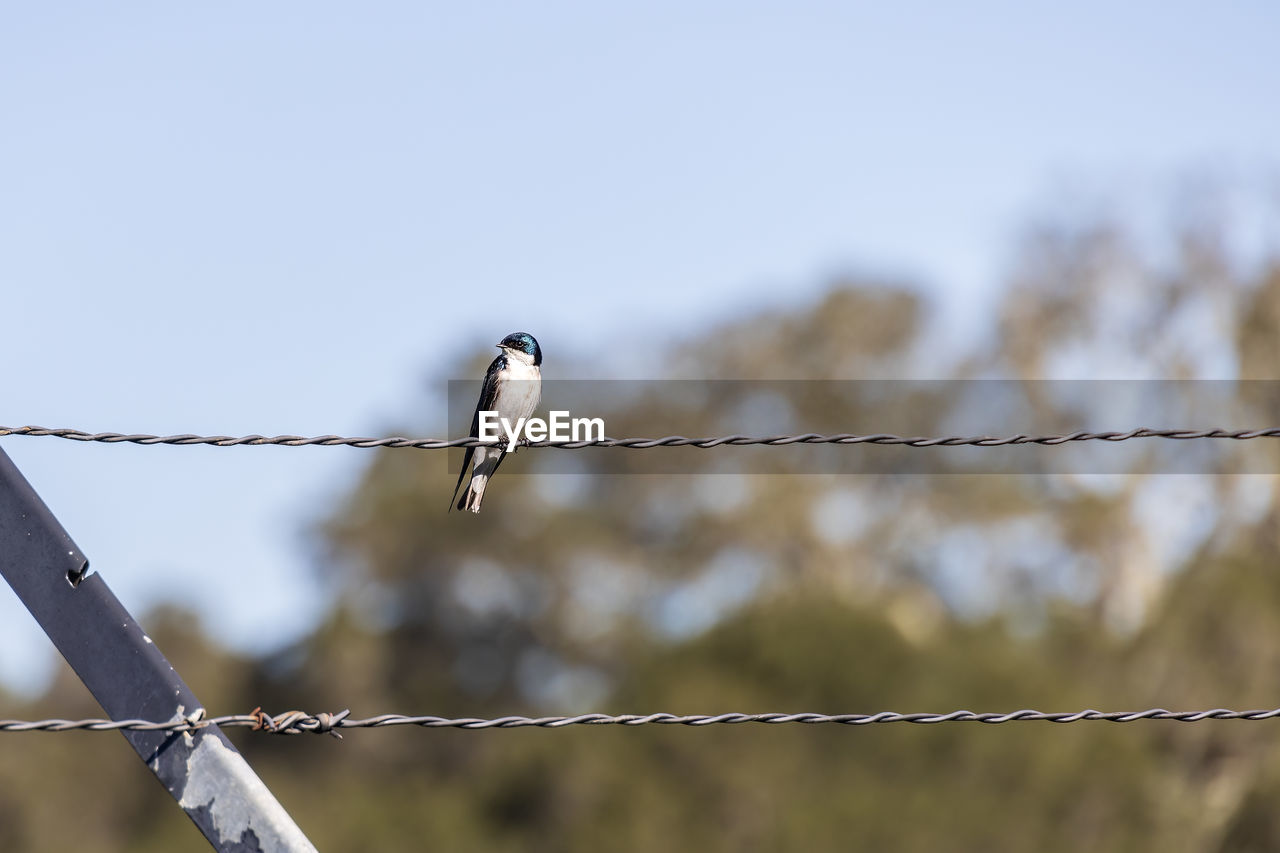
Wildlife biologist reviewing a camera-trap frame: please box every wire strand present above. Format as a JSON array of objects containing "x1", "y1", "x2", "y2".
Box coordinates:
[
  {"x1": 4, "y1": 706, "x2": 1280, "y2": 736},
  {"x1": 4, "y1": 425, "x2": 1280, "y2": 450}
]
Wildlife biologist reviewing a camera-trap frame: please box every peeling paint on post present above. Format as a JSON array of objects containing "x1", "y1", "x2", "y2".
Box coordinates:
[{"x1": 0, "y1": 448, "x2": 317, "y2": 853}]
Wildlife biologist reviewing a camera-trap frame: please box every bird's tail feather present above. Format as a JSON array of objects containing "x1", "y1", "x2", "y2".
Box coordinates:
[{"x1": 456, "y1": 449, "x2": 503, "y2": 513}]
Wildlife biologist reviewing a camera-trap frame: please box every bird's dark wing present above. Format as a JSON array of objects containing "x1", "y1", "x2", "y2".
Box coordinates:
[{"x1": 449, "y1": 354, "x2": 507, "y2": 511}]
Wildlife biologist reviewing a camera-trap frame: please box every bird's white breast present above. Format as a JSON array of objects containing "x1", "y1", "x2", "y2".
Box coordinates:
[{"x1": 494, "y1": 359, "x2": 541, "y2": 422}]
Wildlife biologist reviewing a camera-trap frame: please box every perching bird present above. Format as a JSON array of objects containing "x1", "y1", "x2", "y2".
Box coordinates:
[{"x1": 450, "y1": 331, "x2": 542, "y2": 513}]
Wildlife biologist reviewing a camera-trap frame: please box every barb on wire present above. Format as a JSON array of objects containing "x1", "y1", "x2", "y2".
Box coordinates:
[
  {"x1": 3, "y1": 425, "x2": 1280, "y2": 450},
  {"x1": 4, "y1": 706, "x2": 1280, "y2": 735}
]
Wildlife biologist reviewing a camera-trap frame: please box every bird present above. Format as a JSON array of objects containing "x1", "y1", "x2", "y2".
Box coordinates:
[{"x1": 450, "y1": 331, "x2": 542, "y2": 513}]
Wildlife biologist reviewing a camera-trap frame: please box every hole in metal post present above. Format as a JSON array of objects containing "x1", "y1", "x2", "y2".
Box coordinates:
[{"x1": 67, "y1": 560, "x2": 89, "y2": 588}]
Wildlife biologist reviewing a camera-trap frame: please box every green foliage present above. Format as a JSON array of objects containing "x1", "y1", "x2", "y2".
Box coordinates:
[{"x1": 4, "y1": 202, "x2": 1280, "y2": 850}]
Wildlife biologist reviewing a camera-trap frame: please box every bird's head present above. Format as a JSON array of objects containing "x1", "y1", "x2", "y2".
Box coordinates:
[{"x1": 497, "y1": 332, "x2": 542, "y2": 366}]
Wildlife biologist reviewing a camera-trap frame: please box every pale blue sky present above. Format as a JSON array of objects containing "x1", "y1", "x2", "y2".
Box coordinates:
[{"x1": 2, "y1": 2, "x2": 1278, "y2": 692}]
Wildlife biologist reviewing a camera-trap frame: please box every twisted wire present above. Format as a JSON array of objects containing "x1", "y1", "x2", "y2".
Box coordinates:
[
  {"x1": 4, "y1": 706, "x2": 1280, "y2": 736},
  {"x1": 4, "y1": 425, "x2": 1280, "y2": 450}
]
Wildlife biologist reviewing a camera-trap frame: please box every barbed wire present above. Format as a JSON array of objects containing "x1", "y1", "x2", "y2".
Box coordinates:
[
  {"x1": 4, "y1": 425, "x2": 1280, "y2": 450},
  {"x1": 4, "y1": 706, "x2": 1280, "y2": 738}
]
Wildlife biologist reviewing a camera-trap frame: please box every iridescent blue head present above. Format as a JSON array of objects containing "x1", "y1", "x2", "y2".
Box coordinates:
[{"x1": 497, "y1": 331, "x2": 542, "y2": 366}]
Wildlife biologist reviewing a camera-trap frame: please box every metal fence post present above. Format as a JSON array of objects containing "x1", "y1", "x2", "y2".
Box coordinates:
[{"x1": 0, "y1": 447, "x2": 317, "y2": 852}]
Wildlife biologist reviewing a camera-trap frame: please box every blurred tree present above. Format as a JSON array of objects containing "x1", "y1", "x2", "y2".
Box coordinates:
[{"x1": 3, "y1": 186, "x2": 1280, "y2": 851}]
